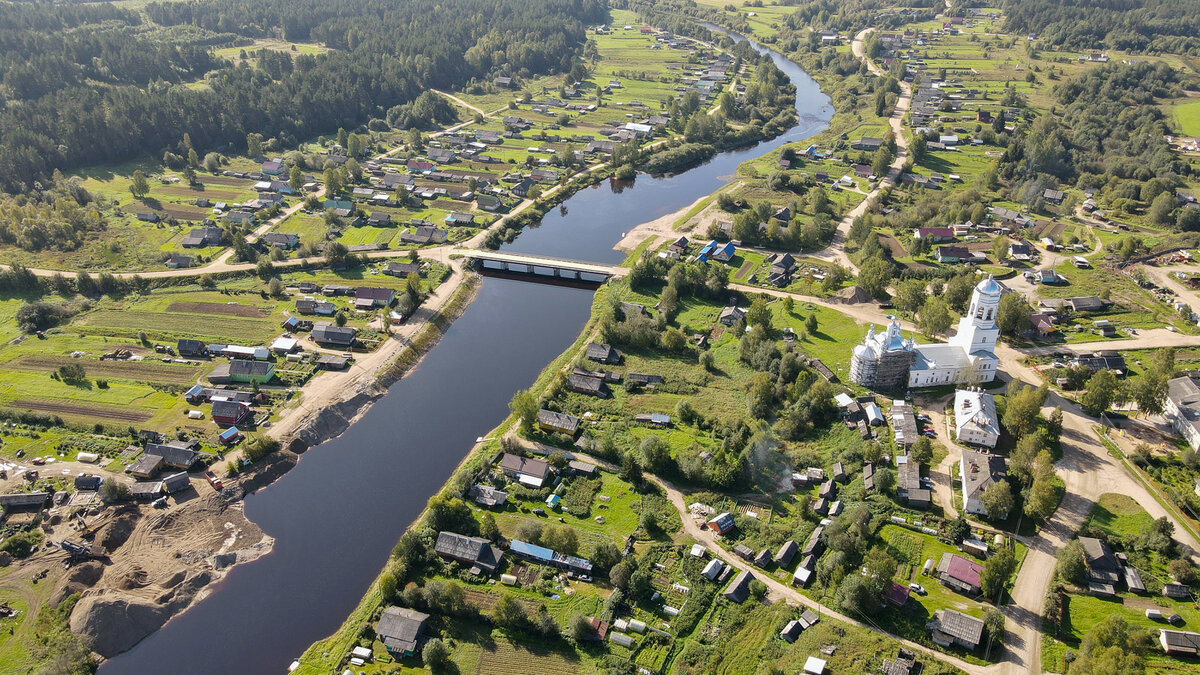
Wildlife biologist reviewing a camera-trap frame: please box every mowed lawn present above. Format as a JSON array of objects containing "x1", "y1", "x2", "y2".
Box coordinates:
[{"x1": 1174, "y1": 98, "x2": 1200, "y2": 137}]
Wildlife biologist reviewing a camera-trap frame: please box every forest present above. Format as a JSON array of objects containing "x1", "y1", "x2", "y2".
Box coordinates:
[
  {"x1": 1001, "y1": 0, "x2": 1200, "y2": 54},
  {"x1": 0, "y1": 0, "x2": 605, "y2": 191}
]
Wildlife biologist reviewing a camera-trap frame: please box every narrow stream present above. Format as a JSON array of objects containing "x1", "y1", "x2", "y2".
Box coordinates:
[{"x1": 99, "y1": 24, "x2": 829, "y2": 674}]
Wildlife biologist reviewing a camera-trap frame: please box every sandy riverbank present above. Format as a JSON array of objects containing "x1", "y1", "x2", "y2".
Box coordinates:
[
  {"x1": 0, "y1": 264, "x2": 485, "y2": 667},
  {"x1": 613, "y1": 192, "x2": 727, "y2": 253}
]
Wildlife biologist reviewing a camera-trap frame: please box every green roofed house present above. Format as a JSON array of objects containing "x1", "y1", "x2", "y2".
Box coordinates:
[{"x1": 228, "y1": 359, "x2": 275, "y2": 384}]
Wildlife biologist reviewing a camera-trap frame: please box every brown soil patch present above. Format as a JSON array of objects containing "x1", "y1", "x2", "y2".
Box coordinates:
[
  {"x1": 1037, "y1": 220, "x2": 1067, "y2": 238},
  {"x1": 10, "y1": 399, "x2": 152, "y2": 423},
  {"x1": 6, "y1": 355, "x2": 198, "y2": 385},
  {"x1": 509, "y1": 562, "x2": 541, "y2": 586},
  {"x1": 734, "y1": 258, "x2": 755, "y2": 279},
  {"x1": 165, "y1": 301, "x2": 269, "y2": 318},
  {"x1": 878, "y1": 233, "x2": 908, "y2": 258}
]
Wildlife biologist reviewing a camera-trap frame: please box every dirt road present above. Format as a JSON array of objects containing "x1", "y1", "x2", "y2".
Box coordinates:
[
  {"x1": 725, "y1": 280, "x2": 1200, "y2": 674},
  {"x1": 643, "y1": 472, "x2": 989, "y2": 675},
  {"x1": 808, "y1": 28, "x2": 913, "y2": 272}
]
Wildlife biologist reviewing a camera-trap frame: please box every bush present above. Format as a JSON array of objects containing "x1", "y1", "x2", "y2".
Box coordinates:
[
  {"x1": 57, "y1": 363, "x2": 87, "y2": 384},
  {"x1": 16, "y1": 301, "x2": 76, "y2": 332},
  {"x1": 99, "y1": 477, "x2": 129, "y2": 503},
  {"x1": 0, "y1": 529, "x2": 43, "y2": 558},
  {"x1": 243, "y1": 436, "x2": 280, "y2": 463},
  {"x1": 422, "y1": 638, "x2": 451, "y2": 673}
]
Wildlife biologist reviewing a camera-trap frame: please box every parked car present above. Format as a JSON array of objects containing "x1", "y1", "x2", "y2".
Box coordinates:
[{"x1": 909, "y1": 583, "x2": 927, "y2": 595}]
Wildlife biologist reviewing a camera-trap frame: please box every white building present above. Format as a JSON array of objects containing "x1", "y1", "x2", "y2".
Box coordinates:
[
  {"x1": 954, "y1": 390, "x2": 1000, "y2": 448},
  {"x1": 1165, "y1": 376, "x2": 1200, "y2": 451},
  {"x1": 850, "y1": 276, "x2": 1002, "y2": 390},
  {"x1": 961, "y1": 447, "x2": 1007, "y2": 517}
]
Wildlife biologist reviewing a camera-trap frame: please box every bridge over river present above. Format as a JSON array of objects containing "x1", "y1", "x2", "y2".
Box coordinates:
[{"x1": 457, "y1": 248, "x2": 624, "y2": 281}]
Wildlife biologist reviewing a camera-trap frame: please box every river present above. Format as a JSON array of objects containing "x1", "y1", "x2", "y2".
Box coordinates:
[
  {"x1": 98, "y1": 25, "x2": 829, "y2": 675},
  {"x1": 502, "y1": 23, "x2": 832, "y2": 265}
]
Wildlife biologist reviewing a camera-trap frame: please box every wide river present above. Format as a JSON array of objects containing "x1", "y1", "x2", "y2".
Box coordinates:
[{"x1": 99, "y1": 26, "x2": 831, "y2": 674}]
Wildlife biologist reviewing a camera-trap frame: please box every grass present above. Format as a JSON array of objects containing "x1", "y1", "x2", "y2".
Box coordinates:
[
  {"x1": 1083, "y1": 493, "x2": 1155, "y2": 540},
  {"x1": 695, "y1": 600, "x2": 966, "y2": 674},
  {"x1": 495, "y1": 472, "x2": 644, "y2": 555},
  {"x1": 74, "y1": 310, "x2": 280, "y2": 343},
  {"x1": 1173, "y1": 99, "x2": 1200, "y2": 137},
  {"x1": 1044, "y1": 492, "x2": 1200, "y2": 673}
]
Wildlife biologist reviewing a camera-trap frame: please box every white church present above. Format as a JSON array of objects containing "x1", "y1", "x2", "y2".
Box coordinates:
[{"x1": 850, "y1": 276, "x2": 1002, "y2": 390}]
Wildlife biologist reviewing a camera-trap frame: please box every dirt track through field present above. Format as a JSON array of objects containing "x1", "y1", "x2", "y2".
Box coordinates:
[{"x1": 11, "y1": 399, "x2": 152, "y2": 422}]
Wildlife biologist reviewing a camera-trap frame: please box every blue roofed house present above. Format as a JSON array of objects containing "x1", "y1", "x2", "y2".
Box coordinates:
[
  {"x1": 698, "y1": 240, "x2": 736, "y2": 263},
  {"x1": 218, "y1": 427, "x2": 242, "y2": 444}
]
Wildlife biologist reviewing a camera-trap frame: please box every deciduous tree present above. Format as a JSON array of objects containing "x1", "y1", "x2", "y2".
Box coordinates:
[{"x1": 508, "y1": 389, "x2": 538, "y2": 432}]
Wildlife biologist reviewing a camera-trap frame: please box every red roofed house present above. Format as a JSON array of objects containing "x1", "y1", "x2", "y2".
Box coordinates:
[
  {"x1": 937, "y1": 553, "x2": 984, "y2": 596},
  {"x1": 884, "y1": 581, "x2": 911, "y2": 607},
  {"x1": 707, "y1": 512, "x2": 735, "y2": 535},
  {"x1": 914, "y1": 227, "x2": 956, "y2": 242}
]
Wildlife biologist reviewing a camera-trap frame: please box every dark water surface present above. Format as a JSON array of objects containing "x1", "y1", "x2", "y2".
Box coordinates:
[
  {"x1": 98, "y1": 279, "x2": 594, "y2": 674},
  {"x1": 100, "y1": 25, "x2": 828, "y2": 675}
]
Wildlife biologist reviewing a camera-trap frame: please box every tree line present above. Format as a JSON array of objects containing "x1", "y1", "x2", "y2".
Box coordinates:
[
  {"x1": 0, "y1": 0, "x2": 604, "y2": 191},
  {"x1": 1002, "y1": 0, "x2": 1200, "y2": 54}
]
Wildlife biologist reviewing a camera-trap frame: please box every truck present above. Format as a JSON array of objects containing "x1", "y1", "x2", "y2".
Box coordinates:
[{"x1": 205, "y1": 470, "x2": 223, "y2": 491}]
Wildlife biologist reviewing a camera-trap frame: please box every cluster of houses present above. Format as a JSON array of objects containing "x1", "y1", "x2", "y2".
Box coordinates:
[
  {"x1": 364, "y1": 451, "x2": 611, "y2": 657},
  {"x1": 0, "y1": 439, "x2": 206, "y2": 515}
]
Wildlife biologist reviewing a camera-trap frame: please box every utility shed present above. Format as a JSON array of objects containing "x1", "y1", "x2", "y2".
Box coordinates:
[
  {"x1": 723, "y1": 570, "x2": 754, "y2": 603},
  {"x1": 0, "y1": 493, "x2": 49, "y2": 510}
]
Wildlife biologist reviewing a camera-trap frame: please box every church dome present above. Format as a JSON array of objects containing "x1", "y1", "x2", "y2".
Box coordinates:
[
  {"x1": 853, "y1": 344, "x2": 876, "y2": 361},
  {"x1": 975, "y1": 275, "x2": 1002, "y2": 296}
]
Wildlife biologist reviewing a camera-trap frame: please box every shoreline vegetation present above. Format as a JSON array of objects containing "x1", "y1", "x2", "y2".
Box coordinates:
[
  {"x1": 0, "y1": 12, "x2": 825, "y2": 672},
  {"x1": 14, "y1": 0, "x2": 1200, "y2": 671}
]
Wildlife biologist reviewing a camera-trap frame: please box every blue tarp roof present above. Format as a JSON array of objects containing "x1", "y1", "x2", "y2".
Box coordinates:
[{"x1": 510, "y1": 539, "x2": 555, "y2": 562}]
